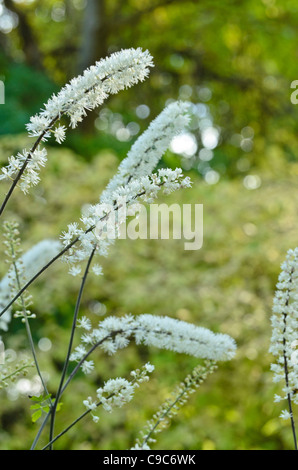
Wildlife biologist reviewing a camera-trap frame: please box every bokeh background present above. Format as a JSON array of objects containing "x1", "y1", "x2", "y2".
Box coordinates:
[{"x1": 0, "y1": 0, "x2": 298, "y2": 450}]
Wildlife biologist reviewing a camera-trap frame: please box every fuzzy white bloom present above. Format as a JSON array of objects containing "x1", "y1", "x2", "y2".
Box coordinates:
[
  {"x1": 92, "y1": 265, "x2": 103, "y2": 276},
  {"x1": 68, "y1": 266, "x2": 82, "y2": 277},
  {"x1": 26, "y1": 48, "x2": 153, "y2": 136},
  {"x1": 269, "y1": 248, "x2": 298, "y2": 407},
  {"x1": 100, "y1": 101, "x2": 191, "y2": 203},
  {"x1": 133, "y1": 314, "x2": 236, "y2": 361},
  {"x1": 81, "y1": 360, "x2": 95, "y2": 375},
  {"x1": 0, "y1": 48, "x2": 154, "y2": 192},
  {"x1": 0, "y1": 239, "x2": 62, "y2": 331},
  {"x1": 0, "y1": 147, "x2": 48, "y2": 194},
  {"x1": 71, "y1": 314, "x2": 236, "y2": 373}
]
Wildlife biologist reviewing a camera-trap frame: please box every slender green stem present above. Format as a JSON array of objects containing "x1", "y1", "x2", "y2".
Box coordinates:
[
  {"x1": 42, "y1": 408, "x2": 92, "y2": 450},
  {"x1": 48, "y1": 246, "x2": 96, "y2": 449}
]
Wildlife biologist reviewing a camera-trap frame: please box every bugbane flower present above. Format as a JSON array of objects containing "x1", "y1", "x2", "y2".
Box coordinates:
[
  {"x1": 0, "y1": 239, "x2": 62, "y2": 331},
  {"x1": 0, "y1": 48, "x2": 154, "y2": 193}
]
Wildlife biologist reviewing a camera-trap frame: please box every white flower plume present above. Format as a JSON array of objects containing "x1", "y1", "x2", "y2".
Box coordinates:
[
  {"x1": 70, "y1": 314, "x2": 236, "y2": 370},
  {"x1": 269, "y1": 248, "x2": 298, "y2": 407},
  {"x1": 61, "y1": 167, "x2": 191, "y2": 268}
]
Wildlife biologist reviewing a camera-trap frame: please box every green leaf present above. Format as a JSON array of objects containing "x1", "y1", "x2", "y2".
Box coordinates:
[{"x1": 30, "y1": 404, "x2": 41, "y2": 410}]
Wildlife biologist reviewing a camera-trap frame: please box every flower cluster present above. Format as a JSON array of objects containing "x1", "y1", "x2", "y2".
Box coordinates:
[
  {"x1": 61, "y1": 167, "x2": 191, "y2": 270},
  {"x1": 70, "y1": 314, "x2": 236, "y2": 375},
  {"x1": 0, "y1": 48, "x2": 154, "y2": 193},
  {"x1": 100, "y1": 101, "x2": 191, "y2": 203},
  {"x1": 269, "y1": 248, "x2": 298, "y2": 415},
  {"x1": 83, "y1": 363, "x2": 154, "y2": 423},
  {"x1": 131, "y1": 361, "x2": 217, "y2": 450},
  {"x1": 0, "y1": 147, "x2": 48, "y2": 194},
  {"x1": 0, "y1": 238, "x2": 62, "y2": 331},
  {"x1": 26, "y1": 48, "x2": 153, "y2": 135}
]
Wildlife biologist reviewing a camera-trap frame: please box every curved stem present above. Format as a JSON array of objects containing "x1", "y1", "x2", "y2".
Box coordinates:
[{"x1": 0, "y1": 233, "x2": 87, "y2": 318}]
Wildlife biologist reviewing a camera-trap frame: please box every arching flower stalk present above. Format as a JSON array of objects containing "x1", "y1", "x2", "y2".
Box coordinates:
[
  {"x1": 0, "y1": 101, "x2": 192, "y2": 315},
  {"x1": 269, "y1": 248, "x2": 298, "y2": 450},
  {"x1": 70, "y1": 314, "x2": 236, "y2": 374}
]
